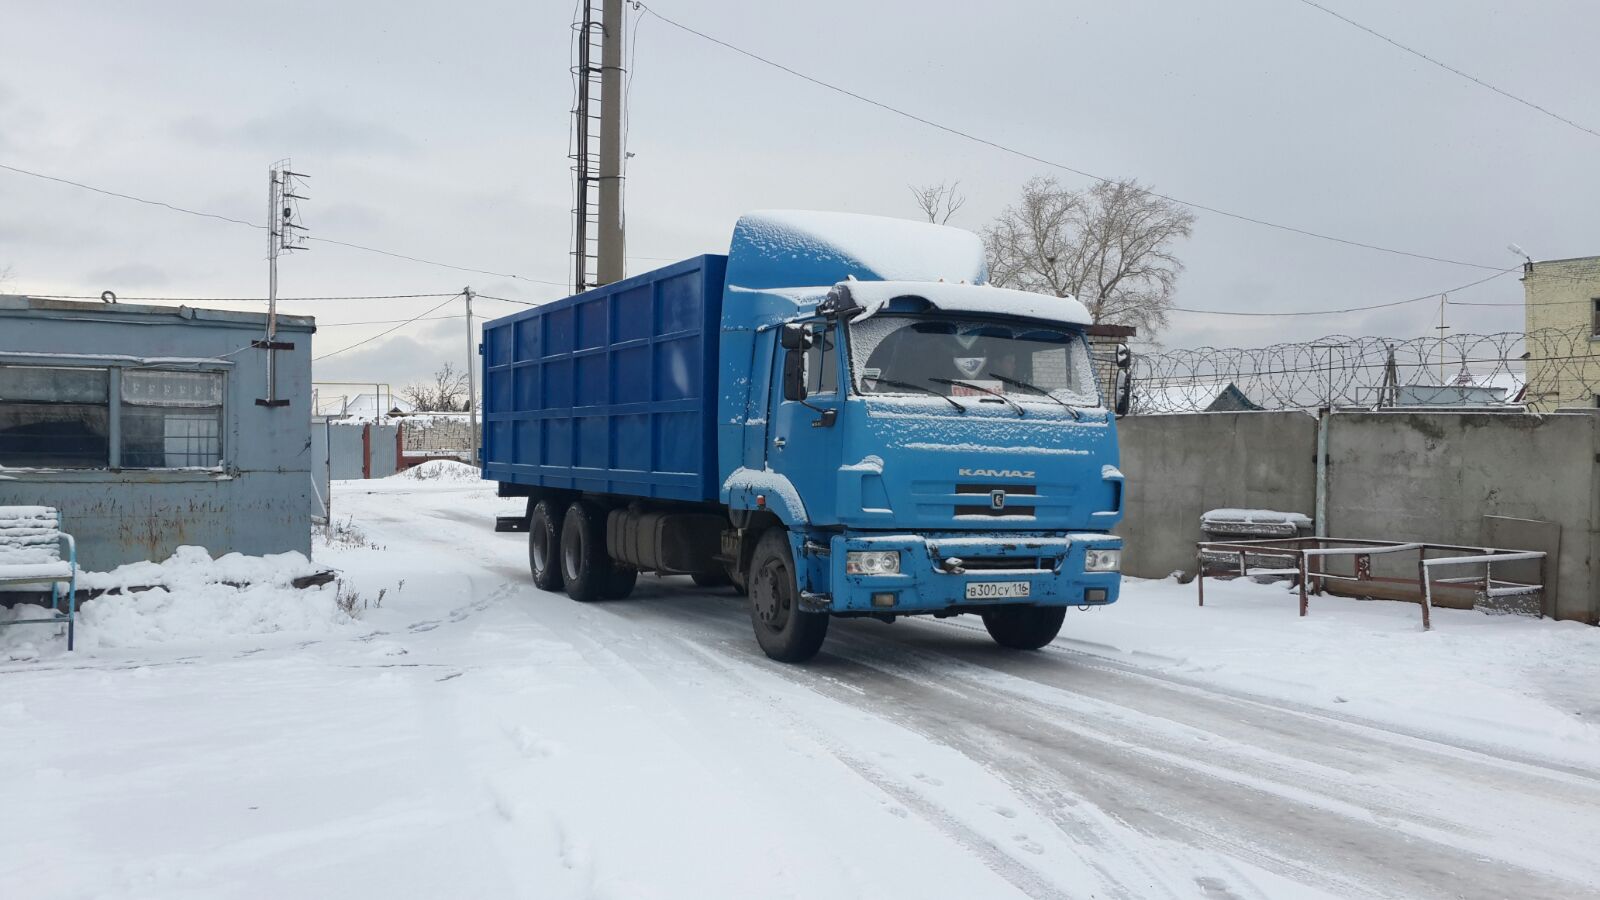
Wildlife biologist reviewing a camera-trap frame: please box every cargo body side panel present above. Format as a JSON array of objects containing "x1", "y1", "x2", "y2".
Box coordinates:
[{"x1": 481, "y1": 255, "x2": 728, "y2": 501}]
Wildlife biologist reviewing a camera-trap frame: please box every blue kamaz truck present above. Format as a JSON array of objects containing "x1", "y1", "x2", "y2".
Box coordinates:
[{"x1": 482, "y1": 210, "x2": 1128, "y2": 662}]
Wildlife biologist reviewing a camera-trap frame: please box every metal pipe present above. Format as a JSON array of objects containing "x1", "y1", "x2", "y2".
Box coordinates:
[{"x1": 1315, "y1": 408, "x2": 1329, "y2": 538}]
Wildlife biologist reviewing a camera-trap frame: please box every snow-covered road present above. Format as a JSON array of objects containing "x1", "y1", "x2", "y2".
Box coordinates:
[{"x1": 4, "y1": 479, "x2": 1598, "y2": 899}]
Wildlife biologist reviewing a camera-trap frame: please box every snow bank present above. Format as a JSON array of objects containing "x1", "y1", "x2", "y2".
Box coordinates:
[
  {"x1": 1, "y1": 546, "x2": 347, "y2": 655},
  {"x1": 395, "y1": 459, "x2": 482, "y2": 482}
]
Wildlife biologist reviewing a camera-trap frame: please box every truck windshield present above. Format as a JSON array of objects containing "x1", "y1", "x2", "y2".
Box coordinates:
[{"x1": 849, "y1": 315, "x2": 1100, "y2": 408}]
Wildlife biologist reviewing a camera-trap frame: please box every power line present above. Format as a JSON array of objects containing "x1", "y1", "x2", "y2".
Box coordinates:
[
  {"x1": 313, "y1": 294, "x2": 463, "y2": 361},
  {"x1": 28, "y1": 291, "x2": 462, "y2": 303},
  {"x1": 0, "y1": 161, "x2": 570, "y2": 287},
  {"x1": 1291, "y1": 0, "x2": 1600, "y2": 141},
  {"x1": 475, "y1": 294, "x2": 545, "y2": 306},
  {"x1": 319, "y1": 314, "x2": 467, "y2": 327},
  {"x1": 636, "y1": 3, "x2": 1502, "y2": 272},
  {"x1": 1170, "y1": 268, "x2": 1517, "y2": 317}
]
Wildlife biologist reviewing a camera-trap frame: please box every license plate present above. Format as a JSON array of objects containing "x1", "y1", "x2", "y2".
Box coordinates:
[{"x1": 965, "y1": 581, "x2": 1030, "y2": 600}]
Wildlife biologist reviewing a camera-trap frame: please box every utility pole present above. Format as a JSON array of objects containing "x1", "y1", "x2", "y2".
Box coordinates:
[
  {"x1": 570, "y1": 0, "x2": 627, "y2": 292},
  {"x1": 1435, "y1": 294, "x2": 1449, "y2": 383},
  {"x1": 596, "y1": 0, "x2": 625, "y2": 285},
  {"x1": 463, "y1": 287, "x2": 479, "y2": 467},
  {"x1": 257, "y1": 160, "x2": 309, "y2": 407}
]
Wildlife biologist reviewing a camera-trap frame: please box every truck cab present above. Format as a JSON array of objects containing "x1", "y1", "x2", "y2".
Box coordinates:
[{"x1": 714, "y1": 212, "x2": 1126, "y2": 659}]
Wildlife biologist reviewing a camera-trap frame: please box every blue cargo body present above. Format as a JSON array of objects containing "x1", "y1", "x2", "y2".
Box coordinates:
[{"x1": 482, "y1": 255, "x2": 727, "y2": 501}]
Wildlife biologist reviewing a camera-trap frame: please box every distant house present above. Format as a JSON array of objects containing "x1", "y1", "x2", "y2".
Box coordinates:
[
  {"x1": 1522, "y1": 256, "x2": 1600, "y2": 411},
  {"x1": 1134, "y1": 379, "x2": 1262, "y2": 414},
  {"x1": 0, "y1": 295, "x2": 317, "y2": 570},
  {"x1": 1393, "y1": 368, "x2": 1525, "y2": 408}
]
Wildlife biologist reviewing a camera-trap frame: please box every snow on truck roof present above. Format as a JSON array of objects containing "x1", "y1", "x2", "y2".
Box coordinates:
[
  {"x1": 843, "y1": 280, "x2": 1092, "y2": 327},
  {"x1": 727, "y1": 210, "x2": 1090, "y2": 327}
]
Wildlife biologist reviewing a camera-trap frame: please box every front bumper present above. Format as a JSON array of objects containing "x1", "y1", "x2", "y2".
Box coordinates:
[{"x1": 811, "y1": 531, "x2": 1122, "y2": 614}]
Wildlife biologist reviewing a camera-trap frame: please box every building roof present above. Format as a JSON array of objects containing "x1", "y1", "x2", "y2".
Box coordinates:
[{"x1": 0, "y1": 295, "x2": 316, "y2": 331}]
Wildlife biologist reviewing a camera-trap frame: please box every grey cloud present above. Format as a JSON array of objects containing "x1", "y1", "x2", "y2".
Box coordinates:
[{"x1": 171, "y1": 107, "x2": 418, "y2": 157}]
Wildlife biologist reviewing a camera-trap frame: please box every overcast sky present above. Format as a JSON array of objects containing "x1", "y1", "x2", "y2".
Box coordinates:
[{"x1": 2, "y1": 0, "x2": 1595, "y2": 401}]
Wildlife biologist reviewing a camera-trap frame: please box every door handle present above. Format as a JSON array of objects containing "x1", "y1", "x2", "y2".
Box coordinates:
[{"x1": 773, "y1": 436, "x2": 786, "y2": 448}]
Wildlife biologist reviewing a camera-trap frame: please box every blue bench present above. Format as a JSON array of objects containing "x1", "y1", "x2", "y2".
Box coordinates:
[{"x1": 0, "y1": 506, "x2": 78, "y2": 651}]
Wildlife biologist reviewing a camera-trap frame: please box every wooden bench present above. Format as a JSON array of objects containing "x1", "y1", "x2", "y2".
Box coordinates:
[{"x1": 0, "y1": 506, "x2": 78, "y2": 651}]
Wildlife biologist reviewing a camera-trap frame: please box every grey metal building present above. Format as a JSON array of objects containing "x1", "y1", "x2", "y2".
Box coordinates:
[{"x1": 0, "y1": 296, "x2": 317, "y2": 570}]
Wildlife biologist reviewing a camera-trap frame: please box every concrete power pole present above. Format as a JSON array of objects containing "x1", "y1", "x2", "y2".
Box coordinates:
[
  {"x1": 596, "y1": 0, "x2": 625, "y2": 285},
  {"x1": 463, "y1": 286, "x2": 479, "y2": 467}
]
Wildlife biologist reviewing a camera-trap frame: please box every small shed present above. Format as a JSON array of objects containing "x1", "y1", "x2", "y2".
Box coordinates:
[{"x1": 0, "y1": 296, "x2": 317, "y2": 570}]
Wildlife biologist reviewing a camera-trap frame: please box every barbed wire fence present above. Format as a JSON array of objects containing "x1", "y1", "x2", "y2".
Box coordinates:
[{"x1": 1124, "y1": 325, "x2": 1600, "y2": 413}]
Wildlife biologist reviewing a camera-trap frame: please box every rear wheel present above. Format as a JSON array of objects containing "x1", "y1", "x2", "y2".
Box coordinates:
[
  {"x1": 528, "y1": 499, "x2": 565, "y2": 592},
  {"x1": 981, "y1": 606, "x2": 1066, "y2": 650},
  {"x1": 560, "y1": 501, "x2": 623, "y2": 603},
  {"x1": 747, "y1": 530, "x2": 828, "y2": 662}
]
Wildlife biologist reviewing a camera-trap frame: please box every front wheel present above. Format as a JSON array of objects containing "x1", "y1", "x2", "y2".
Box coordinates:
[
  {"x1": 981, "y1": 606, "x2": 1066, "y2": 650},
  {"x1": 747, "y1": 530, "x2": 828, "y2": 662}
]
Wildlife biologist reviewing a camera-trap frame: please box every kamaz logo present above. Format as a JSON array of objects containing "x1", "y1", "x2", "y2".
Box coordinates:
[{"x1": 959, "y1": 467, "x2": 1035, "y2": 479}]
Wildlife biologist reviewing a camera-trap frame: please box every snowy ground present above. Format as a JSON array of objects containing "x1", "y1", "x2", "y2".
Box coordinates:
[{"x1": 3, "y1": 477, "x2": 1599, "y2": 899}]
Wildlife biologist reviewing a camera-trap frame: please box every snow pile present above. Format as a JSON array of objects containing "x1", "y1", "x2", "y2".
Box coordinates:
[
  {"x1": 395, "y1": 459, "x2": 481, "y2": 482},
  {"x1": 1201, "y1": 508, "x2": 1313, "y2": 529},
  {"x1": 1, "y1": 546, "x2": 346, "y2": 655}
]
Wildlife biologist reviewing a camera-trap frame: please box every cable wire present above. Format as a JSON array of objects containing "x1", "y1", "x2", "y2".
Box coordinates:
[
  {"x1": 313, "y1": 294, "x2": 463, "y2": 361},
  {"x1": 1291, "y1": 0, "x2": 1600, "y2": 141},
  {"x1": 1170, "y1": 268, "x2": 1517, "y2": 317},
  {"x1": 29, "y1": 291, "x2": 461, "y2": 303},
  {"x1": 636, "y1": 3, "x2": 1502, "y2": 271}
]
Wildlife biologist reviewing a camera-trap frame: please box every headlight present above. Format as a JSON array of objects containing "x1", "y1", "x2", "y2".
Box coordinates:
[
  {"x1": 846, "y1": 550, "x2": 901, "y2": 575},
  {"x1": 1084, "y1": 548, "x2": 1121, "y2": 572}
]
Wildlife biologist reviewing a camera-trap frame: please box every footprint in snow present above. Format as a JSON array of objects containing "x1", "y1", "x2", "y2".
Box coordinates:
[
  {"x1": 912, "y1": 772, "x2": 943, "y2": 787},
  {"x1": 1011, "y1": 834, "x2": 1045, "y2": 855},
  {"x1": 506, "y1": 724, "x2": 561, "y2": 759},
  {"x1": 984, "y1": 803, "x2": 1019, "y2": 819}
]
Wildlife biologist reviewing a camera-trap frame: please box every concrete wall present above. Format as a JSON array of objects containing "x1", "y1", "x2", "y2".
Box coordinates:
[
  {"x1": 1117, "y1": 409, "x2": 1600, "y2": 622},
  {"x1": 1116, "y1": 411, "x2": 1316, "y2": 578},
  {"x1": 0, "y1": 296, "x2": 316, "y2": 570},
  {"x1": 1328, "y1": 411, "x2": 1599, "y2": 621}
]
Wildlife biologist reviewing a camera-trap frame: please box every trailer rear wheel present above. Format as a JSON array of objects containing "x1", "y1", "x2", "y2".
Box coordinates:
[
  {"x1": 981, "y1": 606, "x2": 1066, "y2": 650},
  {"x1": 560, "y1": 501, "x2": 622, "y2": 603},
  {"x1": 528, "y1": 499, "x2": 565, "y2": 592},
  {"x1": 602, "y1": 565, "x2": 637, "y2": 600},
  {"x1": 748, "y1": 530, "x2": 828, "y2": 662}
]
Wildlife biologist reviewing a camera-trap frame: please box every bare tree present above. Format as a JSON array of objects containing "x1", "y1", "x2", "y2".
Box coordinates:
[
  {"x1": 983, "y1": 177, "x2": 1195, "y2": 333},
  {"x1": 0, "y1": 264, "x2": 13, "y2": 292},
  {"x1": 400, "y1": 362, "x2": 469, "y2": 412},
  {"x1": 909, "y1": 181, "x2": 967, "y2": 225}
]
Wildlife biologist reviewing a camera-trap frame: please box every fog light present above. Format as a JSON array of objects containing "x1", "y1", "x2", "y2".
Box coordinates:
[
  {"x1": 847, "y1": 550, "x2": 901, "y2": 575},
  {"x1": 871, "y1": 592, "x2": 897, "y2": 608},
  {"x1": 1084, "y1": 548, "x2": 1121, "y2": 572},
  {"x1": 1084, "y1": 587, "x2": 1108, "y2": 603}
]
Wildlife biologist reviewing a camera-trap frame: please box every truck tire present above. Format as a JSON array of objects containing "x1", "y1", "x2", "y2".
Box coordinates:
[
  {"x1": 747, "y1": 529, "x2": 828, "y2": 662},
  {"x1": 981, "y1": 606, "x2": 1066, "y2": 650},
  {"x1": 603, "y1": 565, "x2": 637, "y2": 600},
  {"x1": 560, "y1": 501, "x2": 622, "y2": 603},
  {"x1": 528, "y1": 499, "x2": 565, "y2": 592}
]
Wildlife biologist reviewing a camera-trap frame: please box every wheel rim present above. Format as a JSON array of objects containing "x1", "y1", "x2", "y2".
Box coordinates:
[
  {"x1": 753, "y1": 557, "x2": 791, "y2": 630},
  {"x1": 561, "y1": 524, "x2": 582, "y2": 583}
]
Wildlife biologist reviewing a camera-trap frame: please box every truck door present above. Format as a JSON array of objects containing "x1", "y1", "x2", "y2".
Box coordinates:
[{"x1": 767, "y1": 320, "x2": 844, "y2": 525}]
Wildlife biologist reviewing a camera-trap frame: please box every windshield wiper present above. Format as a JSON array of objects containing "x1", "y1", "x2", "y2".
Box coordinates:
[
  {"x1": 868, "y1": 377, "x2": 968, "y2": 413},
  {"x1": 990, "y1": 374, "x2": 1083, "y2": 420},
  {"x1": 930, "y1": 377, "x2": 1025, "y2": 417}
]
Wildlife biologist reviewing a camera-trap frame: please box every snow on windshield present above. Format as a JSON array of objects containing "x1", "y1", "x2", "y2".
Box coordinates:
[{"x1": 848, "y1": 315, "x2": 1101, "y2": 408}]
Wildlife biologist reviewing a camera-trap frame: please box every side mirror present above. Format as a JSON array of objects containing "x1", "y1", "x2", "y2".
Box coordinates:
[
  {"x1": 1115, "y1": 343, "x2": 1132, "y2": 371},
  {"x1": 779, "y1": 323, "x2": 811, "y2": 351},
  {"x1": 782, "y1": 348, "x2": 808, "y2": 402},
  {"x1": 1114, "y1": 370, "x2": 1133, "y2": 416}
]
